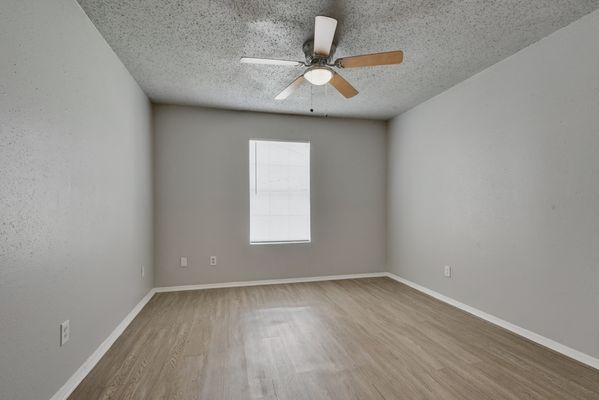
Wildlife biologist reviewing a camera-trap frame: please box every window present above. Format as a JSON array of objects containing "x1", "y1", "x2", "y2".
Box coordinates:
[{"x1": 249, "y1": 140, "x2": 311, "y2": 244}]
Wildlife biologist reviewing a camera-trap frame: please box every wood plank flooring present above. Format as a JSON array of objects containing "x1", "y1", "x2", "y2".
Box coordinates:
[{"x1": 69, "y1": 277, "x2": 599, "y2": 399}]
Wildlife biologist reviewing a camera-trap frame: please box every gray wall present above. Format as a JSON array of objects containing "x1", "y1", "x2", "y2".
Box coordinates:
[
  {"x1": 388, "y1": 9, "x2": 599, "y2": 358},
  {"x1": 154, "y1": 105, "x2": 386, "y2": 286},
  {"x1": 0, "y1": 1, "x2": 153, "y2": 399}
]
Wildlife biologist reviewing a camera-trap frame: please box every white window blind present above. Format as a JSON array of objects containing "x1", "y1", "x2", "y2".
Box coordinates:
[{"x1": 249, "y1": 140, "x2": 311, "y2": 244}]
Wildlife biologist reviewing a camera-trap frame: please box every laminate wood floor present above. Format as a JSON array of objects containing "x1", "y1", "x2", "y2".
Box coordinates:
[{"x1": 69, "y1": 277, "x2": 599, "y2": 400}]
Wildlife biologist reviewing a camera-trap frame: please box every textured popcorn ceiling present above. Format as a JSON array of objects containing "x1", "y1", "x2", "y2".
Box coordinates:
[{"x1": 78, "y1": 0, "x2": 599, "y2": 120}]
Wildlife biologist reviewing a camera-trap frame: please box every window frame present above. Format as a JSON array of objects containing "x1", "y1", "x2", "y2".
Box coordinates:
[{"x1": 248, "y1": 138, "x2": 312, "y2": 245}]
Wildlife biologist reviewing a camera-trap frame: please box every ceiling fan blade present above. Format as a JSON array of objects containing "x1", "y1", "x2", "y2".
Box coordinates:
[
  {"x1": 275, "y1": 75, "x2": 305, "y2": 100},
  {"x1": 329, "y1": 73, "x2": 358, "y2": 98},
  {"x1": 313, "y1": 16, "x2": 337, "y2": 56},
  {"x1": 240, "y1": 57, "x2": 302, "y2": 66},
  {"x1": 336, "y1": 50, "x2": 404, "y2": 68}
]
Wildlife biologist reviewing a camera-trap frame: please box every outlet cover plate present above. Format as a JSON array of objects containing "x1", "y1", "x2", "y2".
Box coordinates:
[
  {"x1": 60, "y1": 320, "x2": 70, "y2": 346},
  {"x1": 444, "y1": 265, "x2": 452, "y2": 278}
]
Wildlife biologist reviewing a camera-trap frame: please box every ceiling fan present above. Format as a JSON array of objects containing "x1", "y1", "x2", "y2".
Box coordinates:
[{"x1": 240, "y1": 16, "x2": 404, "y2": 100}]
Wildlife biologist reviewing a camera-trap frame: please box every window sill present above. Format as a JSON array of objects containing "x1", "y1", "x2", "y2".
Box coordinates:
[{"x1": 250, "y1": 240, "x2": 311, "y2": 245}]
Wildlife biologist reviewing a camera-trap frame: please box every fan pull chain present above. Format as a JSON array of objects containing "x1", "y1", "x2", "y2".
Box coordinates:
[{"x1": 325, "y1": 84, "x2": 329, "y2": 116}]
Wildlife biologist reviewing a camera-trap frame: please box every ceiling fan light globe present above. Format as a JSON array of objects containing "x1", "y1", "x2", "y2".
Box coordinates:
[{"x1": 304, "y1": 67, "x2": 333, "y2": 85}]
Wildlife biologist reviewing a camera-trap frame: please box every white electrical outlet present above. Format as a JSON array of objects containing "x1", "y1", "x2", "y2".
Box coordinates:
[
  {"x1": 444, "y1": 265, "x2": 452, "y2": 278},
  {"x1": 141, "y1": 264, "x2": 145, "y2": 278},
  {"x1": 180, "y1": 256, "x2": 188, "y2": 268},
  {"x1": 210, "y1": 256, "x2": 217, "y2": 266},
  {"x1": 60, "y1": 320, "x2": 70, "y2": 346}
]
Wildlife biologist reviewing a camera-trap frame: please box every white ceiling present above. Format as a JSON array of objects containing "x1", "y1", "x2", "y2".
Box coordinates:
[{"x1": 78, "y1": 0, "x2": 599, "y2": 120}]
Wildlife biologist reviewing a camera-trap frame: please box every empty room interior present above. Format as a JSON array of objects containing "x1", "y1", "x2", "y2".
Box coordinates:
[{"x1": 3, "y1": 0, "x2": 599, "y2": 399}]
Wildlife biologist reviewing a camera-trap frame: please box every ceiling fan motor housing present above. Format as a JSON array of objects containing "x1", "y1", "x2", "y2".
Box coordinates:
[{"x1": 303, "y1": 40, "x2": 336, "y2": 66}]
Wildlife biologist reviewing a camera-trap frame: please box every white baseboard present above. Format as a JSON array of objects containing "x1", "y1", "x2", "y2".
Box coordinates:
[
  {"x1": 154, "y1": 272, "x2": 387, "y2": 293},
  {"x1": 384, "y1": 272, "x2": 599, "y2": 370},
  {"x1": 50, "y1": 289, "x2": 156, "y2": 400}
]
